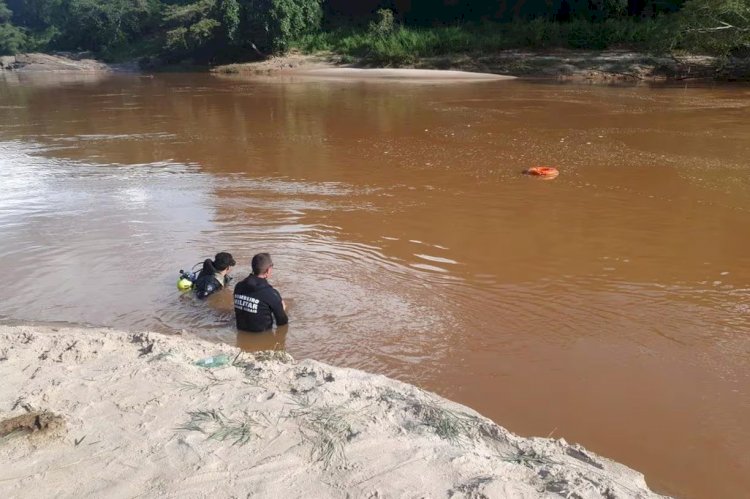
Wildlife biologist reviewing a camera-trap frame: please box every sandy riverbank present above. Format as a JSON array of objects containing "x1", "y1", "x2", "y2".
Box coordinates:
[
  {"x1": 0, "y1": 325, "x2": 665, "y2": 498},
  {"x1": 0, "y1": 53, "x2": 111, "y2": 72},
  {"x1": 3, "y1": 50, "x2": 748, "y2": 82},
  {"x1": 212, "y1": 50, "x2": 750, "y2": 82}
]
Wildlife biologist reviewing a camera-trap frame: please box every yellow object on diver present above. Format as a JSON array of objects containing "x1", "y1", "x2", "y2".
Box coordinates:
[{"x1": 177, "y1": 278, "x2": 194, "y2": 290}]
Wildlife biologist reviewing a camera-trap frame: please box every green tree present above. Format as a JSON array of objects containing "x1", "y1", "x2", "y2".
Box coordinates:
[
  {"x1": 677, "y1": 0, "x2": 750, "y2": 55},
  {"x1": 58, "y1": 0, "x2": 159, "y2": 51},
  {"x1": 7, "y1": 0, "x2": 160, "y2": 53},
  {"x1": 0, "y1": 0, "x2": 12, "y2": 21},
  {"x1": 220, "y1": 0, "x2": 240, "y2": 41},
  {"x1": 5, "y1": 0, "x2": 60, "y2": 30},
  {"x1": 163, "y1": 0, "x2": 240, "y2": 56},
  {"x1": 3, "y1": 0, "x2": 63, "y2": 51},
  {"x1": 241, "y1": 0, "x2": 323, "y2": 53},
  {"x1": 0, "y1": 0, "x2": 26, "y2": 54}
]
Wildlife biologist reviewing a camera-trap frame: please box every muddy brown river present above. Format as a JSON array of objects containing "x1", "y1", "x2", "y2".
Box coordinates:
[{"x1": 1, "y1": 72, "x2": 749, "y2": 498}]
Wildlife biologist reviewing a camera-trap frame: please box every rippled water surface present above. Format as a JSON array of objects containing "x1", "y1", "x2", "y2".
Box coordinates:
[{"x1": 1, "y1": 72, "x2": 749, "y2": 498}]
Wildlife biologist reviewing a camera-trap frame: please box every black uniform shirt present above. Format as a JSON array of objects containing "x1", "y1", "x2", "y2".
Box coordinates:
[{"x1": 234, "y1": 275, "x2": 288, "y2": 332}]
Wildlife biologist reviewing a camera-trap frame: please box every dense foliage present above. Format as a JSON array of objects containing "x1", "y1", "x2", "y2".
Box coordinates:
[
  {"x1": 676, "y1": 0, "x2": 750, "y2": 56},
  {"x1": 0, "y1": 0, "x2": 323, "y2": 59},
  {"x1": 0, "y1": 0, "x2": 26, "y2": 55},
  {"x1": 0, "y1": 0, "x2": 747, "y2": 60},
  {"x1": 295, "y1": 17, "x2": 679, "y2": 65},
  {"x1": 162, "y1": 0, "x2": 239, "y2": 58}
]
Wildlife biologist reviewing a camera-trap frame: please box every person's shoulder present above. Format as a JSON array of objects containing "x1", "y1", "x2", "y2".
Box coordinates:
[{"x1": 233, "y1": 275, "x2": 251, "y2": 290}]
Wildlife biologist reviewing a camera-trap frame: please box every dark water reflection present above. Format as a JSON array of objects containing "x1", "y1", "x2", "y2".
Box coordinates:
[{"x1": 1, "y1": 72, "x2": 749, "y2": 498}]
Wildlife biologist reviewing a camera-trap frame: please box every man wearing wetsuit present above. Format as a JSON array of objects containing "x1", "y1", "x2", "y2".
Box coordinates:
[
  {"x1": 194, "y1": 252, "x2": 236, "y2": 299},
  {"x1": 234, "y1": 253, "x2": 288, "y2": 332}
]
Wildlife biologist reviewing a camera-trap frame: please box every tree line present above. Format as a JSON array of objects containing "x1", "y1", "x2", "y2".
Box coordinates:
[{"x1": 1, "y1": 0, "x2": 748, "y2": 60}]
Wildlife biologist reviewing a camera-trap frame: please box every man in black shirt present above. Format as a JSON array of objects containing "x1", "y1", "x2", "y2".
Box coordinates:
[
  {"x1": 234, "y1": 253, "x2": 288, "y2": 332},
  {"x1": 194, "y1": 252, "x2": 235, "y2": 299}
]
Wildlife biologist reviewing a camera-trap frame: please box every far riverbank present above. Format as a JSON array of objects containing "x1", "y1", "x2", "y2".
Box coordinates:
[
  {"x1": 3, "y1": 50, "x2": 750, "y2": 83},
  {"x1": 213, "y1": 50, "x2": 750, "y2": 83}
]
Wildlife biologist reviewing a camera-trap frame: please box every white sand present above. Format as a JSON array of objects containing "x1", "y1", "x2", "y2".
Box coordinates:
[
  {"x1": 212, "y1": 54, "x2": 515, "y2": 81},
  {"x1": 291, "y1": 68, "x2": 514, "y2": 81},
  {"x1": 0, "y1": 325, "x2": 665, "y2": 498}
]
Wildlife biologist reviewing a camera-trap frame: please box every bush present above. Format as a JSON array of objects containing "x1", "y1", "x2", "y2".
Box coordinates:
[{"x1": 290, "y1": 18, "x2": 680, "y2": 66}]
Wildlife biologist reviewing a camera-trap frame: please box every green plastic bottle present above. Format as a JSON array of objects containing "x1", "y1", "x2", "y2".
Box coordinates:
[{"x1": 194, "y1": 354, "x2": 230, "y2": 368}]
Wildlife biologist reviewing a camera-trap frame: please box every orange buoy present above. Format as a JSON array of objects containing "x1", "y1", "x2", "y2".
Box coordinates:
[{"x1": 523, "y1": 166, "x2": 559, "y2": 179}]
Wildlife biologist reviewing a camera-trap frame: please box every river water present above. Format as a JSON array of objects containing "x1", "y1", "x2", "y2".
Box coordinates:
[{"x1": 1, "y1": 72, "x2": 748, "y2": 498}]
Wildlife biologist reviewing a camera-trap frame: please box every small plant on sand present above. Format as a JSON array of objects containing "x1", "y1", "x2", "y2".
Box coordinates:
[
  {"x1": 178, "y1": 377, "x2": 231, "y2": 393},
  {"x1": 231, "y1": 350, "x2": 291, "y2": 385},
  {"x1": 377, "y1": 387, "x2": 483, "y2": 444},
  {"x1": 502, "y1": 447, "x2": 552, "y2": 467},
  {"x1": 289, "y1": 398, "x2": 361, "y2": 469},
  {"x1": 254, "y1": 349, "x2": 294, "y2": 363},
  {"x1": 376, "y1": 387, "x2": 410, "y2": 410},
  {"x1": 178, "y1": 409, "x2": 268, "y2": 446},
  {"x1": 410, "y1": 399, "x2": 480, "y2": 444},
  {"x1": 147, "y1": 350, "x2": 175, "y2": 363},
  {"x1": 229, "y1": 352, "x2": 261, "y2": 376}
]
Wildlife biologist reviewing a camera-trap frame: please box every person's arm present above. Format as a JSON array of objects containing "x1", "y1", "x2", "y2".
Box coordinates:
[
  {"x1": 194, "y1": 276, "x2": 219, "y2": 299},
  {"x1": 269, "y1": 289, "x2": 288, "y2": 326}
]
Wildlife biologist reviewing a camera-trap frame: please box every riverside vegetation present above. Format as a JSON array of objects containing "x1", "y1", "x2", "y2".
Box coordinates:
[{"x1": 0, "y1": 0, "x2": 748, "y2": 72}]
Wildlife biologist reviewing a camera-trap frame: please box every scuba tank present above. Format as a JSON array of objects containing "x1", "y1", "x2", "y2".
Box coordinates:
[
  {"x1": 177, "y1": 270, "x2": 196, "y2": 290},
  {"x1": 177, "y1": 262, "x2": 203, "y2": 291},
  {"x1": 177, "y1": 272, "x2": 195, "y2": 290}
]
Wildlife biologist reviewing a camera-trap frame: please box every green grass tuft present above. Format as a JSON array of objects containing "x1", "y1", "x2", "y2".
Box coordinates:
[
  {"x1": 410, "y1": 400, "x2": 480, "y2": 443},
  {"x1": 178, "y1": 409, "x2": 268, "y2": 446},
  {"x1": 288, "y1": 398, "x2": 362, "y2": 469}
]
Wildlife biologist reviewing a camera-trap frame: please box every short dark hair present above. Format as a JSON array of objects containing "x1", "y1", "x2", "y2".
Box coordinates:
[
  {"x1": 213, "y1": 252, "x2": 236, "y2": 271},
  {"x1": 251, "y1": 253, "x2": 273, "y2": 275}
]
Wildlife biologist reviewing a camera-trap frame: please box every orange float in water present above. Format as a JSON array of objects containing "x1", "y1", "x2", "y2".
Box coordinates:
[{"x1": 523, "y1": 166, "x2": 559, "y2": 179}]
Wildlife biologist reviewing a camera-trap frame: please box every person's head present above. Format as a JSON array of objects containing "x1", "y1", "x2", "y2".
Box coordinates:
[
  {"x1": 213, "y1": 252, "x2": 236, "y2": 274},
  {"x1": 251, "y1": 252, "x2": 273, "y2": 278}
]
